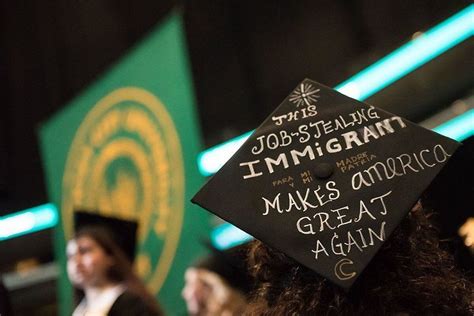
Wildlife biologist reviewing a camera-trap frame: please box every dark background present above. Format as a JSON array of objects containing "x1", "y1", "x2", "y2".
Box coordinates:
[
  {"x1": 0, "y1": 0, "x2": 472, "y2": 215},
  {"x1": 0, "y1": 2, "x2": 472, "y2": 314}
]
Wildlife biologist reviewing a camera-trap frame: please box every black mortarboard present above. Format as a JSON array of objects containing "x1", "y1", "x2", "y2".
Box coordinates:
[
  {"x1": 74, "y1": 210, "x2": 138, "y2": 263},
  {"x1": 194, "y1": 243, "x2": 253, "y2": 294},
  {"x1": 192, "y1": 79, "x2": 460, "y2": 289}
]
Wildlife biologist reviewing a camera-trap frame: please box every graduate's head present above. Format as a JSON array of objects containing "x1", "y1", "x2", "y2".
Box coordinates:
[
  {"x1": 191, "y1": 79, "x2": 472, "y2": 313},
  {"x1": 66, "y1": 211, "x2": 137, "y2": 289},
  {"x1": 246, "y1": 202, "x2": 473, "y2": 315}
]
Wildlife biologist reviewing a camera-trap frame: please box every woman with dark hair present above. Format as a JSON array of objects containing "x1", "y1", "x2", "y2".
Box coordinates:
[
  {"x1": 245, "y1": 203, "x2": 474, "y2": 315},
  {"x1": 67, "y1": 213, "x2": 163, "y2": 316}
]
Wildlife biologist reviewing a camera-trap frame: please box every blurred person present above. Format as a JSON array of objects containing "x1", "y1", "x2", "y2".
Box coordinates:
[
  {"x1": 182, "y1": 244, "x2": 252, "y2": 316},
  {"x1": 67, "y1": 211, "x2": 163, "y2": 316},
  {"x1": 459, "y1": 217, "x2": 474, "y2": 253}
]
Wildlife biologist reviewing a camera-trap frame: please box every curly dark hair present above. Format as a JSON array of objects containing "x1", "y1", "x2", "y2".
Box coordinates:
[{"x1": 245, "y1": 203, "x2": 474, "y2": 315}]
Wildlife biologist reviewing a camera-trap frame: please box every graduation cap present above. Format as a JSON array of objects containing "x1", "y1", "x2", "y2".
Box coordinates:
[
  {"x1": 74, "y1": 210, "x2": 138, "y2": 263},
  {"x1": 192, "y1": 79, "x2": 460, "y2": 289}
]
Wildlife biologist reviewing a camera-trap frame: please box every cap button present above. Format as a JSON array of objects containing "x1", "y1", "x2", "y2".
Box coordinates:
[{"x1": 313, "y1": 163, "x2": 334, "y2": 179}]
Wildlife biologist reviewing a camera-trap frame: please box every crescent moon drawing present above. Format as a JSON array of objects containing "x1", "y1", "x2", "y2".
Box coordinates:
[{"x1": 334, "y1": 258, "x2": 357, "y2": 281}]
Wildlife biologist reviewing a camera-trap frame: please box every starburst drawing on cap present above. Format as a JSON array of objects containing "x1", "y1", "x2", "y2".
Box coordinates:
[{"x1": 289, "y1": 83, "x2": 320, "y2": 107}]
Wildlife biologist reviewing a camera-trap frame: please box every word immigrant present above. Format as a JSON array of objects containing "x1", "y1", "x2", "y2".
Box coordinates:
[{"x1": 240, "y1": 116, "x2": 406, "y2": 180}]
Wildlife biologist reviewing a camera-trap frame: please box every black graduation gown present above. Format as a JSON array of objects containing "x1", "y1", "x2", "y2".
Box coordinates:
[{"x1": 107, "y1": 290, "x2": 162, "y2": 316}]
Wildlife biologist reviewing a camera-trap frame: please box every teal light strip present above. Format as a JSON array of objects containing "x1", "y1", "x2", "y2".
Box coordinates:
[
  {"x1": 210, "y1": 222, "x2": 253, "y2": 250},
  {"x1": 198, "y1": 5, "x2": 474, "y2": 176},
  {"x1": 0, "y1": 203, "x2": 58, "y2": 241},
  {"x1": 336, "y1": 5, "x2": 473, "y2": 100},
  {"x1": 433, "y1": 109, "x2": 474, "y2": 141},
  {"x1": 198, "y1": 131, "x2": 253, "y2": 176}
]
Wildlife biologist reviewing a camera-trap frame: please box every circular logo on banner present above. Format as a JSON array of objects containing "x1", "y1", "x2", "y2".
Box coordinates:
[{"x1": 62, "y1": 87, "x2": 184, "y2": 294}]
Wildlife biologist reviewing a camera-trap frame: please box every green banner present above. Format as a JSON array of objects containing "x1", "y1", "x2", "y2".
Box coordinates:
[{"x1": 38, "y1": 11, "x2": 211, "y2": 315}]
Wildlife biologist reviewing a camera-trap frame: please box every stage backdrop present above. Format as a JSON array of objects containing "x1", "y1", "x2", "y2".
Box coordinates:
[{"x1": 38, "y1": 11, "x2": 211, "y2": 315}]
